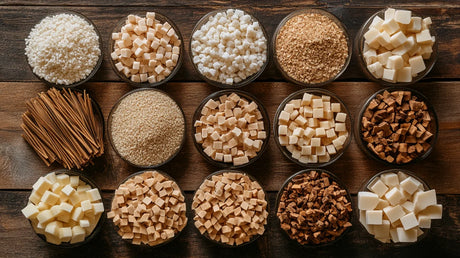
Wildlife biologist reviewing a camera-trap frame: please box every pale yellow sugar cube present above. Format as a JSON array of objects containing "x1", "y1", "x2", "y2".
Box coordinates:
[
  {"x1": 59, "y1": 227, "x2": 72, "y2": 242},
  {"x1": 45, "y1": 221, "x2": 61, "y2": 236},
  {"x1": 385, "y1": 8, "x2": 396, "y2": 21},
  {"x1": 115, "y1": 62, "x2": 124, "y2": 71},
  {"x1": 390, "y1": 228, "x2": 400, "y2": 242},
  {"x1": 284, "y1": 103, "x2": 295, "y2": 113},
  {"x1": 315, "y1": 146, "x2": 326, "y2": 156},
  {"x1": 390, "y1": 31, "x2": 408, "y2": 48},
  {"x1": 382, "y1": 173, "x2": 399, "y2": 187},
  {"x1": 310, "y1": 138, "x2": 321, "y2": 147},
  {"x1": 301, "y1": 146, "x2": 312, "y2": 155},
  {"x1": 59, "y1": 202, "x2": 73, "y2": 214},
  {"x1": 140, "y1": 73, "x2": 148, "y2": 82},
  {"x1": 70, "y1": 226, "x2": 86, "y2": 244},
  {"x1": 334, "y1": 122, "x2": 346, "y2": 132},
  {"x1": 373, "y1": 220, "x2": 391, "y2": 239},
  {"x1": 359, "y1": 210, "x2": 374, "y2": 234},
  {"x1": 312, "y1": 98, "x2": 323, "y2": 108},
  {"x1": 326, "y1": 144, "x2": 336, "y2": 155},
  {"x1": 41, "y1": 190, "x2": 60, "y2": 206},
  {"x1": 382, "y1": 19, "x2": 400, "y2": 35},
  {"x1": 416, "y1": 29, "x2": 432, "y2": 44},
  {"x1": 279, "y1": 136, "x2": 289, "y2": 146},
  {"x1": 400, "y1": 212, "x2": 418, "y2": 230},
  {"x1": 33, "y1": 177, "x2": 53, "y2": 195},
  {"x1": 385, "y1": 187, "x2": 404, "y2": 206},
  {"x1": 288, "y1": 135, "x2": 298, "y2": 145},
  {"x1": 418, "y1": 204, "x2": 442, "y2": 219},
  {"x1": 22, "y1": 203, "x2": 39, "y2": 219},
  {"x1": 294, "y1": 115, "x2": 307, "y2": 126},
  {"x1": 387, "y1": 55, "x2": 404, "y2": 70},
  {"x1": 318, "y1": 152, "x2": 331, "y2": 163},
  {"x1": 394, "y1": 10, "x2": 412, "y2": 24},
  {"x1": 223, "y1": 154, "x2": 232, "y2": 163},
  {"x1": 315, "y1": 128, "x2": 326, "y2": 137},
  {"x1": 409, "y1": 55, "x2": 426, "y2": 74},
  {"x1": 308, "y1": 118, "x2": 318, "y2": 127},
  {"x1": 36, "y1": 210, "x2": 54, "y2": 224},
  {"x1": 71, "y1": 207, "x2": 84, "y2": 222},
  {"x1": 312, "y1": 108, "x2": 324, "y2": 119},
  {"x1": 37, "y1": 202, "x2": 49, "y2": 211},
  {"x1": 377, "y1": 52, "x2": 392, "y2": 66},
  {"x1": 382, "y1": 68, "x2": 397, "y2": 83},
  {"x1": 335, "y1": 112, "x2": 347, "y2": 123},
  {"x1": 369, "y1": 179, "x2": 389, "y2": 197},
  {"x1": 408, "y1": 17, "x2": 422, "y2": 32},
  {"x1": 383, "y1": 205, "x2": 406, "y2": 223},
  {"x1": 401, "y1": 201, "x2": 415, "y2": 213},
  {"x1": 400, "y1": 177, "x2": 421, "y2": 195},
  {"x1": 80, "y1": 200, "x2": 93, "y2": 213},
  {"x1": 367, "y1": 62, "x2": 384, "y2": 79},
  {"x1": 363, "y1": 49, "x2": 377, "y2": 64},
  {"x1": 366, "y1": 210, "x2": 383, "y2": 225},
  {"x1": 377, "y1": 31, "x2": 391, "y2": 47},
  {"x1": 93, "y1": 203, "x2": 104, "y2": 215},
  {"x1": 418, "y1": 215, "x2": 431, "y2": 228},
  {"x1": 330, "y1": 103, "x2": 341, "y2": 112},
  {"x1": 414, "y1": 189, "x2": 437, "y2": 212},
  {"x1": 289, "y1": 110, "x2": 299, "y2": 121},
  {"x1": 422, "y1": 17, "x2": 432, "y2": 27},
  {"x1": 364, "y1": 28, "x2": 381, "y2": 49},
  {"x1": 303, "y1": 127, "x2": 315, "y2": 138},
  {"x1": 376, "y1": 199, "x2": 390, "y2": 210},
  {"x1": 214, "y1": 152, "x2": 224, "y2": 161},
  {"x1": 397, "y1": 67, "x2": 412, "y2": 82},
  {"x1": 370, "y1": 16, "x2": 384, "y2": 29},
  {"x1": 278, "y1": 125, "x2": 289, "y2": 136},
  {"x1": 307, "y1": 155, "x2": 318, "y2": 163},
  {"x1": 358, "y1": 191, "x2": 379, "y2": 210},
  {"x1": 279, "y1": 111, "x2": 290, "y2": 124},
  {"x1": 79, "y1": 219, "x2": 90, "y2": 228},
  {"x1": 319, "y1": 121, "x2": 331, "y2": 129},
  {"x1": 301, "y1": 93, "x2": 313, "y2": 105}
]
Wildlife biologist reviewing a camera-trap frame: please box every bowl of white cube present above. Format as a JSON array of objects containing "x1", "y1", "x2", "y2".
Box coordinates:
[
  {"x1": 355, "y1": 8, "x2": 438, "y2": 86},
  {"x1": 357, "y1": 169, "x2": 442, "y2": 244}
]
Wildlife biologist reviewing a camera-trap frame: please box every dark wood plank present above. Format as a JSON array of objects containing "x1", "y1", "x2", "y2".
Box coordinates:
[
  {"x1": 0, "y1": 81, "x2": 459, "y2": 194},
  {"x1": 0, "y1": 6, "x2": 458, "y2": 82},
  {"x1": 1, "y1": 191, "x2": 458, "y2": 257}
]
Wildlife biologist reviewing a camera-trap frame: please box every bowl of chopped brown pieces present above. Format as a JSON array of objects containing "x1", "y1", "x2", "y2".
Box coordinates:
[
  {"x1": 272, "y1": 8, "x2": 352, "y2": 87},
  {"x1": 276, "y1": 169, "x2": 353, "y2": 246},
  {"x1": 355, "y1": 87, "x2": 438, "y2": 165}
]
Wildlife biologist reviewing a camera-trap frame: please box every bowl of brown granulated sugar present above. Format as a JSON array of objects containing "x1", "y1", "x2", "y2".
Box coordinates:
[
  {"x1": 108, "y1": 88, "x2": 186, "y2": 168},
  {"x1": 273, "y1": 9, "x2": 351, "y2": 86}
]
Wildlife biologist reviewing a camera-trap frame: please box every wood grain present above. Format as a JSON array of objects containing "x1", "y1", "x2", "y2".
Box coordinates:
[
  {"x1": 0, "y1": 5, "x2": 458, "y2": 82},
  {"x1": 1, "y1": 191, "x2": 458, "y2": 257},
  {"x1": 0, "y1": 81, "x2": 459, "y2": 194}
]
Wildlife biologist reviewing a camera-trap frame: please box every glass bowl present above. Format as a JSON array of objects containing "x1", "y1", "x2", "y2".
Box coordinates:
[
  {"x1": 357, "y1": 169, "x2": 431, "y2": 245},
  {"x1": 25, "y1": 10, "x2": 103, "y2": 88},
  {"x1": 354, "y1": 8, "x2": 438, "y2": 86},
  {"x1": 109, "y1": 170, "x2": 187, "y2": 247},
  {"x1": 107, "y1": 88, "x2": 186, "y2": 168},
  {"x1": 272, "y1": 8, "x2": 352, "y2": 87},
  {"x1": 192, "y1": 89, "x2": 270, "y2": 168},
  {"x1": 192, "y1": 169, "x2": 269, "y2": 247},
  {"x1": 276, "y1": 168, "x2": 353, "y2": 247},
  {"x1": 354, "y1": 87, "x2": 438, "y2": 165},
  {"x1": 189, "y1": 8, "x2": 269, "y2": 88},
  {"x1": 273, "y1": 88, "x2": 352, "y2": 167},
  {"x1": 108, "y1": 12, "x2": 184, "y2": 88},
  {"x1": 26, "y1": 169, "x2": 105, "y2": 247}
]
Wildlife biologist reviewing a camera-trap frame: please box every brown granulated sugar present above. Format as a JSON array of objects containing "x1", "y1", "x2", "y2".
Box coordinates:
[
  {"x1": 110, "y1": 90, "x2": 185, "y2": 166},
  {"x1": 276, "y1": 13, "x2": 349, "y2": 84}
]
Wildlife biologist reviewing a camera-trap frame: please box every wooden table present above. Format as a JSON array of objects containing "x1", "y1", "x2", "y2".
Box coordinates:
[{"x1": 0, "y1": 1, "x2": 458, "y2": 257}]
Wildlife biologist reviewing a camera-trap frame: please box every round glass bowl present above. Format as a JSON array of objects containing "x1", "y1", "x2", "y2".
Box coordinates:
[
  {"x1": 354, "y1": 8, "x2": 438, "y2": 86},
  {"x1": 109, "y1": 170, "x2": 187, "y2": 247},
  {"x1": 192, "y1": 169, "x2": 269, "y2": 247},
  {"x1": 25, "y1": 10, "x2": 103, "y2": 88},
  {"x1": 276, "y1": 168, "x2": 353, "y2": 247},
  {"x1": 108, "y1": 12, "x2": 184, "y2": 88},
  {"x1": 355, "y1": 87, "x2": 438, "y2": 165},
  {"x1": 189, "y1": 8, "x2": 269, "y2": 88},
  {"x1": 272, "y1": 8, "x2": 352, "y2": 87},
  {"x1": 26, "y1": 169, "x2": 105, "y2": 247},
  {"x1": 107, "y1": 88, "x2": 186, "y2": 168},
  {"x1": 357, "y1": 169, "x2": 431, "y2": 245},
  {"x1": 192, "y1": 89, "x2": 270, "y2": 168},
  {"x1": 273, "y1": 88, "x2": 352, "y2": 167}
]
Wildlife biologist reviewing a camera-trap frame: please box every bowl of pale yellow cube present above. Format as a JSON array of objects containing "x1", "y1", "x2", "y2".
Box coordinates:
[
  {"x1": 357, "y1": 169, "x2": 442, "y2": 244},
  {"x1": 355, "y1": 8, "x2": 437, "y2": 85},
  {"x1": 21, "y1": 170, "x2": 104, "y2": 247}
]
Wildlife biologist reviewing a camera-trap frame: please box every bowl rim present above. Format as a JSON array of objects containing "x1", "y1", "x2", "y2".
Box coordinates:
[
  {"x1": 191, "y1": 169, "x2": 269, "y2": 247},
  {"x1": 353, "y1": 7, "x2": 438, "y2": 86},
  {"x1": 27, "y1": 169, "x2": 106, "y2": 248},
  {"x1": 356, "y1": 168, "x2": 432, "y2": 245},
  {"x1": 25, "y1": 10, "x2": 104, "y2": 88},
  {"x1": 354, "y1": 86, "x2": 439, "y2": 165},
  {"x1": 273, "y1": 88, "x2": 353, "y2": 167},
  {"x1": 272, "y1": 8, "x2": 352, "y2": 87},
  {"x1": 188, "y1": 8, "x2": 270, "y2": 88},
  {"x1": 191, "y1": 89, "x2": 271, "y2": 168},
  {"x1": 108, "y1": 11, "x2": 184, "y2": 88},
  {"x1": 108, "y1": 169, "x2": 187, "y2": 247},
  {"x1": 107, "y1": 88, "x2": 186, "y2": 168},
  {"x1": 275, "y1": 168, "x2": 353, "y2": 247}
]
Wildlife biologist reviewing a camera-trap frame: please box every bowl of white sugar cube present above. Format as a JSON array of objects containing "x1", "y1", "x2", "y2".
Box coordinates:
[
  {"x1": 189, "y1": 8, "x2": 269, "y2": 88},
  {"x1": 357, "y1": 169, "x2": 442, "y2": 244},
  {"x1": 355, "y1": 8, "x2": 438, "y2": 85}
]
